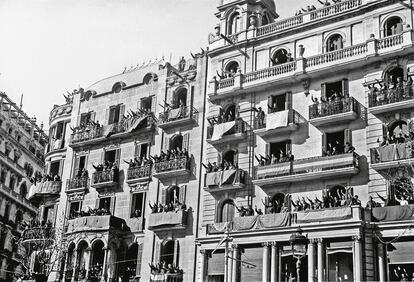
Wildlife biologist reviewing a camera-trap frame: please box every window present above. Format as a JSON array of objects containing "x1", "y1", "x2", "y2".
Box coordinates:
[
  {"x1": 50, "y1": 161, "x2": 61, "y2": 177},
  {"x1": 160, "y1": 240, "x2": 179, "y2": 266},
  {"x1": 140, "y1": 97, "x2": 152, "y2": 111},
  {"x1": 223, "y1": 104, "x2": 236, "y2": 122},
  {"x1": 268, "y1": 94, "x2": 287, "y2": 113},
  {"x1": 131, "y1": 193, "x2": 145, "y2": 218},
  {"x1": 167, "y1": 186, "x2": 180, "y2": 205},
  {"x1": 262, "y1": 14, "x2": 269, "y2": 26},
  {"x1": 15, "y1": 210, "x2": 23, "y2": 224},
  {"x1": 80, "y1": 112, "x2": 93, "y2": 126},
  {"x1": 0, "y1": 169, "x2": 7, "y2": 184},
  {"x1": 108, "y1": 104, "x2": 122, "y2": 125},
  {"x1": 169, "y1": 135, "x2": 183, "y2": 151},
  {"x1": 267, "y1": 141, "x2": 291, "y2": 163},
  {"x1": 228, "y1": 12, "x2": 240, "y2": 35},
  {"x1": 271, "y1": 49, "x2": 290, "y2": 66},
  {"x1": 55, "y1": 121, "x2": 65, "y2": 140},
  {"x1": 74, "y1": 155, "x2": 87, "y2": 177},
  {"x1": 219, "y1": 200, "x2": 235, "y2": 223},
  {"x1": 104, "y1": 149, "x2": 117, "y2": 164},
  {"x1": 42, "y1": 205, "x2": 55, "y2": 224},
  {"x1": 384, "y1": 16, "x2": 403, "y2": 37},
  {"x1": 326, "y1": 34, "x2": 343, "y2": 52},
  {"x1": 135, "y1": 143, "x2": 149, "y2": 159},
  {"x1": 221, "y1": 150, "x2": 237, "y2": 167},
  {"x1": 323, "y1": 129, "x2": 352, "y2": 155},
  {"x1": 4, "y1": 203, "x2": 10, "y2": 221},
  {"x1": 385, "y1": 67, "x2": 404, "y2": 85},
  {"x1": 172, "y1": 89, "x2": 187, "y2": 109},
  {"x1": 224, "y1": 61, "x2": 239, "y2": 77},
  {"x1": 9, "y1": 176, "x2": 16, "y2": 190},
  {"x1": 69, "y1": 201, "x2": 82, "y2": 214},
  {"x1": 321, "y1": 79, "x2": 349, "y2": 101},
  {"x1": 98, "y1": 197, "x2": 112, "y2": 213},
  {"x1": 20, "y1": 183, "x2": 27, "y2": 198},
  {"x1": 113, "y1": 83, "x2": 123, "y2": 94}
]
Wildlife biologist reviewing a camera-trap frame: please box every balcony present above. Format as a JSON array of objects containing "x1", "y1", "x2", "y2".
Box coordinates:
[
  {"x1": 91, "y1": 169, "x2": 119, "y2": 189},
  {"x1": 150, "y1": 273, "x2": 183, "y2": 282},
  {"x1": 158, "y1": 106, "x2": 198, "y2": 130},
  {"x1": 370, "y1": 143, "x2": 414, "y2": 171},
  {"x1": 309, "y1": 97, "x2": 360, "y2": 127},
  {"x1": 69, "y1": 114, "x2": 155, "y2": 148},
  {"x1": 126, "y1": 164, "x2": 152, "y2": 184},
  {"x1": 253, "y1": 153, "x2": 359, "y2": 187},
  {"x1": 153, "y1": 155, "x2": 191, "y2": 180},
  {"x1": 368, "y1": 86, "x2": 414, "y2": 115},
  {"x1": 372, "y1": 204, "x2": 414, "y2": 222},
  {"x1": 206, "y1": 118, "x2": 247, "y2": 145},
  {"x1": 148, "y1": 210, "x2": 188, "y2": 231},
  {"x1": 28, "y1": 181, "x2": 62, "y2": 202},
  {"x1": 204, "y1": 169, "x2": 246, "y2": 193},
  {"x1": 66, "y1": 177, "x2": 89, "y2": 193},
  {"x1": 253, "y1": 109, "x2": 304, "y2": 142},
  {"x1": 21, "y1": 226, "x2": 55, "y2": 245},
  {"x1": 209, "y1": 30, "x2": 414, "y2": 99},
  {"x1": 125, "y1": 217, "x2": 144, "y2": 232},
  {"x1": 66, "y1": 215, "x2": 127, "y2": 234}
]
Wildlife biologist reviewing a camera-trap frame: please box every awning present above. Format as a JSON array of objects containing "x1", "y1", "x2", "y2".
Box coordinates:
[
  {"x1": 266, "y1": 110, "x2": 289, "y2": 131},
  {"x1": 211, "y1": 121, "x2": 235, "y2": 141}
]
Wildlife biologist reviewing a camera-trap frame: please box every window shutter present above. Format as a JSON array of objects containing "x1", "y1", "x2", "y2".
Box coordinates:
[
  {"x1": 382, "y1": 124, "x2": 388, "y2": 138},
  {"x1": 344, "y1": 129, "x2": 352, "y2": 145},
  {"x1": 135, "y1": 144, "x2": 141, "y2": 158},
  {"x1": 137, "y1": 99, "x2": 142, "y2": 111},
  {"x1": 73, "y1": 156, "x2": 80, "y2": 178},
  {"x1": 95, "y1": 198, "x2": 100, "y2": 209},
  {"x1": 183, "y1": 133, "x2": 190, "y2": 151},
  {"x1": 90, "y1": 111, "x2": 96, "y2": 122},
  {"x1": 58, "y1": 160, "x2": 64, "y2": 178},
  {"x1": 321, "y1": 83, "x2": 327, "y2": 101},
  {"x1": 267, "y1": 96, "x2": 273, "y2": 112},
  {"x1": 110, "y1": 197, "x2": 116, "y2": 215},
  {"x1": 322, "y1": 133, "x2": 327, "y2": 153},
  {"x1": 161, "y1": 188, "x2": 167, "y2": 205},
  {"x1": 151, "y1": 96, "x2": 157, "y2": 113},
  {"x1": 173, "y1": 240, "x2": 180, "y2": 266},
  {"x1": 163, "y1": 135, "x2": 170, "y2": 152},
  {"x1": 217, "y1": 151, "x2": 223, "y2": 166},
  {"x1": 101, "y1": 151, "x2": 105, "y2": 163},
  {"x1": 265, "y1": 197, "x2": 270, "y2": 214},
  {"x1": 265, "y1": 143, "x2": 270, "y2": 156},
  {"x1": 136, "y1": 243, "x2": 144, "y2": 276},
  {"x1": 179, "y1": 185, "x2": 187, "y2": 204},
  {"x1": 286, "y1": 141, "x2": 292, "y2": 154},
  {"x1": 190, "y1": 86, "x2": 194, "y2": 109},
  {"x1": 119, "y1": 104, "x2": 126, "y2": 121},
  {"x1": 346, "y1": 186, "x2": 354, "y2": 197},
  {"x1": 115, "y1": 149, "x2": 121, "y2": 165},
  {"x1": 284, "y1": 194, "x2": 292, "y2": 211},
  {"x1": 342, "y1": 79, "x2": 349, "y2": 98},
  {"x1": 155, "y1": 241, "x2": 161, "y2": 263},
  {"x1": 233, "y1": 150, "x2": 239, "y2": 166},
  {"x1": 285, "y1": 92, "x2": 293, "y2": 110},
  {"x1": 105, "y1": 108, "x2": 110, "y2": 125}
]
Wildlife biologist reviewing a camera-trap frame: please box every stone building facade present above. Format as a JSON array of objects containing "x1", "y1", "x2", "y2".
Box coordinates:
[
  {"x1": 197, "y1": 0, "x2": 414, "y2": 282},
  {"x1": 0, "y1": 93, "x2": 47, "y2": 281}
]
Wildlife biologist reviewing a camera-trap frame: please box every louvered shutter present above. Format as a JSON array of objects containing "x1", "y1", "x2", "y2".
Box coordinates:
[
  {"x1": 322, "y1": 133, "x2": 327, "y2": 153},
  {"x1": 268, "y1": 96, "x2": 273, "y2": 113},
  {"x1": 136, "y1": 243, "x2": 143, "y2": 276},
  {"x1": 105, "y1": 108, "x2": 110, "y2": 125},
  {"x1": 173, "y1": 240, "x2": 180, "y2": 266},
  {"x1": 73, "y1": 155, "x2": 80, "y2": 178},
  {"x1": 90, "y1": 111, "x2": 96, "y2": 122},
  {"x1": 344, "y1": 129, "x2": 352, "y2": 145},
  {"x1": 58, "y1": 160, "x2": 64, "y2": 178},
  {"x1": 233, "y1": 149, "x2": 239, "y2": 166},
  {"x1": 135, "y1": 144, "x2": 141, "y2": 158},
  {"x1": 163, "y1": 135, "x2": 170, "y2": 152},
  {"x1": 183, "y1": 133, "x2": 190, "y2": 151},
  {"x1": 95, "y1": 198, "x2": 100, "y2": 209},
  {"x1": 101, "y1": 151, "x2": 105, "y2": 163},
  {"x1": 119, "y1": 104, "x2": 125, "y2": 122},
  {"x1": 285, "y1": 92, "x2": 293, "y2": 110},
  {"x1": 321, "y1": 83, "x2": 327, "y2": 101},
  {"x1": 155, "y1": 241, "x2": 161, "y2": 263},
  {"x1": 179, "y1": 185, "x2": 187, "y2": 204},
  {"x1": 110, "y1": 197, "x2": 116, "y2": 215},
  {"x1": 161, "y1": 188, "x2": 167, "y2": 205},
  {"x1": 265, "y1": 143, "x2": 270, "y2": 156},
  {"x1": 342, "y1": 79, "x2": 349, "y2": 98},
  {"x1": 151, "y1": 96, "x2": 157, "y2": 113}
]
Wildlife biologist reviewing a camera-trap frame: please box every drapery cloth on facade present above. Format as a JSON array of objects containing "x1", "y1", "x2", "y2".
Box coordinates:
[
  {"x1": 211, "y1": 121, "x2": 235, "y2": 141},
  {"x1": 127, "y1": 116, "x2": 148, "y2": 133},
  {"x1": 232, "y1": 213, "x2": 290, "y2": 231},
  {"x1": 148, "y1": 210, "x2": 187, "y2": 229},
  {"x1": 372, "y1": 204, "x2": 414, "y2": 222},
  {"x1": 205, "y1": 170, "x2": 237, "y2": 186},
  {"x1": 266, "y1": 110, "x2": 289, "y2": 131},
  {"x1": 296, "y1": 207, "x2": 352, "y2": 224},
  {"x1": 4, "y1": 230, "x2": 13, "y2": 252},
  {"x1": 28, "y1": 181, "x2": 62, "y2": 199},
  {"x1": 103, "y1": 124, "x2": 114, "y2": 137},
  {"x1": 378, "y1": 143, "x2": 413, "y2": 162},
  {"x1": 168, "y1": 108, "x2": 182, "y2": 120},
  {"x1": 150, "y1": 274, "x2": 183, "y2": 282}
]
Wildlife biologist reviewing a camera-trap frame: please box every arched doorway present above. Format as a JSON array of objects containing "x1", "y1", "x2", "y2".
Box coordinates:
[
  {"x1": 170, "y1": 134, "x2": 183, "y2": 151},
  {"x1": 173, "y1": 88, "x2": 187, "y2": 108},
  {"x1": 228, "y1": 12, "x2": 240, "y2": 35},
  {"x1": 384, "y1": 16, "x2": 403, "y2": 37},
  {"x1": 225, "y1": 61, "x2": 239, "y2": 77},
  {"x1": 326, "y1": 34, "x2": 344, "y2": 52},
  {"x1": 160, "y1": 240, "x2": 176, "y2": 266},
  {"x1": 222, "y1": 150, "x2": 236, "y2": 167},
  {"x1": 223, "y1": 104, "x2": 236, "y2": 122},
  {"x1": 90, "y1": 240, "x2": 105, "y2": 281},
  {"x1": 271, "y1": 193, "x2": 285, "y2": 213},
  {"x1": 76, "y1": 241, "x2": 89, "y2": 279},
  {"x1": 385, "y1": 66, "x2": 404, "y2": 85},
  {"x1": 218, "y1": 199, "x2": 235, "y2": 223},
  {"x1": 66, "y1": 243, "x2": 76, "y2": 281}
]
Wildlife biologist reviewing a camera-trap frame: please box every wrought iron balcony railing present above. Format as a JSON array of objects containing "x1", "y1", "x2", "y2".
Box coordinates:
[
  {"x1": 66, "y1": 177, "x2": 89, "y2": 192},
  {"x1": 91, "y1": 169, "x2": 119, "y2": 188},
  {"x1": 127, "y1": 164, "x2": 152, "y2": 182},
  {"x1": 158, "y1": 106, "x2": 198, "y2": 129},
  {"x1": 309, "y1": 97, "x2": 359, "y2": 120},
  {"x1": 206, "y1": 118, "x2": 246, "y2": 142},
  {"x1": 368, "y1": 86, "x2": 414, "y2": 108}
]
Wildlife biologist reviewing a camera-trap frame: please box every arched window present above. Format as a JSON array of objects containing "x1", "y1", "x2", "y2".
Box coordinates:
[
  {"x1": 223, "y1": 104, "x2": 236, "y2": 122},
  {"x1": 160, "y1": 240, "x2": 178, "y2": 266},
  {"x1": 143, "y1": 73, "x2": 158, "y2": 85},
  {"x1": 328, "y1": 185, "x2": 347, "y2": 202},
  {"x1": 91, "y1": 240, "x2": 105, "y2": 275},
  {"x1": 219, "y1": 199, "x2": 235, "y2": 223},
  {"x1": 112, "y1": 82, "x2": 125, "y2": 94},
  {"x1": 326, "y1": 34, "x2": 343, "y2": 52},
  {"x1": 222, "y1": 150, "x2": 236, "y2": 166},
  {"x1": 77, "y1": 241, "x2": 89, "y2": 275},
  {"x1": 262, "y1": 13, "x2": 269, "y2": 26},
  {"x1": 173, "y1": 88, "x2": 187, "y2": 108},
  {"x1": 271, "y1": 49, "x2": 289, "y2": 65},
  {"x1": 271, "y1": 193, "x2": 285, "y2": 213},
  {"x1": 384, "y1": 16, "x2": 403, "y2": 37},
  {"x1": 225, "y1": 61, "x2": 239, "y2": 77},
  {"x1": 124, "y1": 243, "x2": 138, "y2": 279},
  {"x1": 388, "y1": 119, "x2": 409, "y2": 138},
  {"x1": 385, "y1": 67, "x2": 404, "y2": 85},
  {"x1": 4, "y1": 203, "x2": 10, "y2": 221},
  {"x1": 170, "y1": 134, "x2": 183, "y2": 151},
  {"x1": 228, "y1": 12, "x2": 241, "y2": 35}
]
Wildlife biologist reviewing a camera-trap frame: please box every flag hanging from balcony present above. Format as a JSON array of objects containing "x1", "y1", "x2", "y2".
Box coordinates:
[
  {"x1": 266, "y1": 110, "x2": 289, "y2": 131},
  {"x1": 211, "y1": 121, "x2": 235, "y2": 141},
  {"x1": 127, "y1": 116, "x2": 148, "y2": 133},
  {"x1": 104, "y1": 124, "x2": 114, "y2": 137}
]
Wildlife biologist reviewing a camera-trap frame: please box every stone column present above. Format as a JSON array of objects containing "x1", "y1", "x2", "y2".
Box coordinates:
[
  {"x1": 71, "y1": 250, "x2": 79, "y2": 282},
  {"x1": 84, "y1": 247, "x2": 92, "y2": 279},
  {"x1": 377, "y1": 243, "x2": 386, "y2": 282},
  {"x1": 200, "y1": 249, "x2": 208, "y2": 282},
  {"x1": 232, "y1": 244, "x2": 238, "y2": 282},
  {"x1": 354, "y1": 235, "x2": 363, "y2": 282},
  {"x1": 317, "y1": 239, "x2": 324, "y2": 282},
  {"x1": 262, "y1": 242, "x2": 270, "y2": 282},
  {"x1": 100, "y1": 247, "x2": 109, "y2": 282},
  {"x1": 308, "y1": 239, "x2": 316, "y2": 282},
  {"x1": 270, "y1": 242, "x2": 278, "y2": 282},
  {"x1": 62, "y1": 250, "x2": 70, "y2": 281}
]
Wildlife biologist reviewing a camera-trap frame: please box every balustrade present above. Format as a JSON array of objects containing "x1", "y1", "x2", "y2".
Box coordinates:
[
  {"x1": 66, "y1": 177, "x2": 89, "y2": 192},
  {"x1": 127, "y1": 164, "x2": 152, "y2": 180},
  {"x1": 92, "y1": 169, "x2": 119, "y2": 186},
  {"x1": 310, "y1": 0, "x2": 362, "y2": 20},
  {"x1": 243, "y1": 61, "x2": 296, "y2": 84},
  {"x1": 377, "y1": 34, "x2": 404, "y2": 49},
  {"x1": 257, "y1": 15, "x2": 303, "y2": 36},
  {"x1": 153, "y1": 156, "x2": 190, "y2": 174},
  {"x1": 309, "y1": 97, "x2": 358, "y2": 119},
  {"x1": 306, "y1": 43, "x2": 368, "y2": 68}
]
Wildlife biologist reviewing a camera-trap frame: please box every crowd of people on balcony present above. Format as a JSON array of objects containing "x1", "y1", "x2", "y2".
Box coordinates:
[
  {"x1": 310, "y1": 91, "x2": 349, "y2": 116},
  {"x1": 160, "y1": 99, "x2": 187, "y2": 123},
  {"x1": 149, "y1": 262, "x2": 183, "y2": 275},
  {"x1": 234, "y1": 203, "x2": 265, "y2": 217},
  {"x1": 124, "y1": 156, "x2": 153, "y2": 168},
  {"x1": 203, "y1": 160, "x2": 238, "y2": 173},
  {"x1": 393, "y1": 266, "x2": 414, "y2": 281},
  {"x1": 323, "y1": 141, "x2": 355, "y2": 156},
  {"x1": 291, "y1": 190, "x2": 361, "y2": 211},
  {"x1": 30, "y1": 173, "x2": 61, "y2": 185},
  {"x1": 69, "y1": 207, "x2": 111, "y2": 219},
  {"x1": 255, "y1": 150, "x2": 294, "y2": 166},
  {"x1": 294, "y1": 0, "x2": 343, "y2": 16},
  {"x1": 92, "y1": 161, "x2": 118, "y2": 172},
  {"x1": 70, "y1": 120, "x2": 102, "y2": 135},
  {"x1": 151, "y1": 148, "x2": 189, "y2": 163},
  {"x1": 368, "y1": 75, "x2": 413, "y2": 106},
  {"x1": 207, "y1": 109, "x2": 236, "y2": 126},
  {"x1": 149, "y1": 200, "x2": 187, "y2": 214},
  {"x1": 377, "y1": 125, "x2": 414, "y2": 147}
]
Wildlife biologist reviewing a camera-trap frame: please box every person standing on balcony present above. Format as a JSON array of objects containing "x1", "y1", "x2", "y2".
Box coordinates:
[{"x1": 255, "y1": 107, "x2": 265, "y2": 126}]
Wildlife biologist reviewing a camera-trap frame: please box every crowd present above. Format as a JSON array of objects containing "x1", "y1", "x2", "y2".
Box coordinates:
[
  {"x1": 323, "y1": 141, "x2": 355, "y2": 156},
  {"x1": 207, "y1": 109, "x2": 236, "y2": 126},
  {"x1": 291, "y1": 189, "x2": 361, "y2": 211},
  {"x1": 149, "y1": 200, "x2": 187, "y2": 214},
  {"x1": 255, "y1": 150, "x2": 294, "y2": 166},
  {"x1": 294, "y1": 0, "x2": 344, "y2": 16},
  {"x1": 149, "y1": 262, "x2": 184, "y2": 275},
  {"x1": 234, "y1": 203, "x2": 265, "y2": 217},
  {"x1": 69, "y1": 207, "x2": 111, "y2": 220},
  {"x1": 203, "y1": 160, "x2": 238, "y2": 173},
  {"x1": 70, "y1": 120, "x2": 102, "y2": 135},
  {"x1": 151, "y1": 148, "x2": 189, "y2": 163},
  {"x1": 160, "y1": 99, "x2": 187, "y2": 123},
  {"x1": 124, "y1": 156, "x2": 153, "y2": 168},
  {"x1": 92, "y1": 161, "x2": 118, "y2": 172},
  {"x1": 310, "y1": 90, "x2": 350, "y2": 117},
  {"x1": 368, "y1": 75, "x2": 413, "y2": 106},
  {"x1": 30, "y1": 173, "x2": 61, "y2": 185}
]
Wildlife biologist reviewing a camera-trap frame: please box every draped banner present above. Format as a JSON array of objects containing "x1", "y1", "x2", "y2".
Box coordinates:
[
  {"x1": 28, "y1": 181, "x2": 62, "y2": 199},
  {"x1": 103, "y1": 124, "x2": 114, "y2": 137},
  {"x1": 205, "y1": 172, "x2": 221, "y2": 186},
  {"x1": 266, "y1": 110, "x2": 289, "y2": 131},
  {"x1": 211, "y1": 121, "x2": 235, "y2": 141},
  {"x1": 148, "y1": 210, "x2": 187, "y2": 229},
  {"x1": 296, "y1": 207, "x2": 352, "y2": 224},
  {"x1": 168, "y1": 108, "x2": 182, "y2": 120},
  {"x1": 372, "y1": 204, "x2": 414, "y2": 222},
  {"x1": 221, "y1": 169, "x2": 236, "y2": 185},
  {"x1": 232, "y1": 213, "x2": 290, "y2": 231},
  {"x1": 127, "y1": 116, "x2": 148, "y2": 133},
  {"x1": 150, "y1": 273, "x2": 183, "y2": 282},
  {"x1": 378, "y1": 143, "x2": 414, "y2": 162},
  {"x1": 205, "y1": 170, "x2": 237, "y2": 187}
]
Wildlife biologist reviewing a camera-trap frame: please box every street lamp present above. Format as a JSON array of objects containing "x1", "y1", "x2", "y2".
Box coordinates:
[{"x1": 289, "y1": 228, "x2": 308, "y2": 282}]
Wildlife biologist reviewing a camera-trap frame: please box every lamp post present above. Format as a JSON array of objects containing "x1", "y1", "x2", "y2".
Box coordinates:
[{"x1": 289, "y1": 228, "x2": 308, "y2": 282}]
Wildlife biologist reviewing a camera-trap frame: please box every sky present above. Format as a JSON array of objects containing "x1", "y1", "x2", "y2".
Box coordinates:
[{"x1": 0, "y1": 0, "x2": 306, "y2": 129}]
